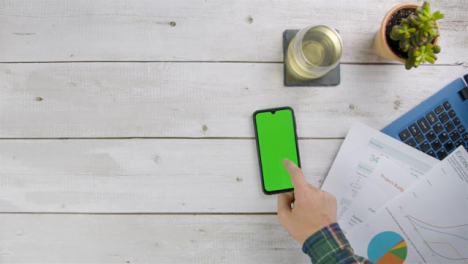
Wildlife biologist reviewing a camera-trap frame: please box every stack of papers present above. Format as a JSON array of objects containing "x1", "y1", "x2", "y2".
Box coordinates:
[{"x1": 321, "y1": 123, "x2": 468, "y2": 264}]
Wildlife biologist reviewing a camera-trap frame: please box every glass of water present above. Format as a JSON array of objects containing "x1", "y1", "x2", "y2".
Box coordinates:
[{"x1": 285, "y1": 25, "x2": 343, "y2": 80}]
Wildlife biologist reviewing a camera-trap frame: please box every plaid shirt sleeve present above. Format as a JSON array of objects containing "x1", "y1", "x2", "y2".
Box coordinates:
[{"x1": 302, "y1": 223, "x2": 373, "y2": 264}]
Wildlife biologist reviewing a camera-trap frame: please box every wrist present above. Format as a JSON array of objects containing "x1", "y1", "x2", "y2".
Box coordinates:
[
  {"x1": 302, "y1": 223, "x2": 361, "y2": 264},
  {"x1": 297, "y1": 221, "x2": 336, "y2": 244},
  {"x1": 302, "y1": 223, "x2": 340, "y2": 249}
]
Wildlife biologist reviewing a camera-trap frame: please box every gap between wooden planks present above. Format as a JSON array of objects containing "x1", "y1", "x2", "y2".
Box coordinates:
[
  {"x1": 0, "y1": 138, "x2": 341, "y2": 213},
  {"x1": 0, "y1": 213, "x2": 310, "y2": 263},
  {"x1": 0, "y1": 63, "x2": 466, "y2": 138},
  {"x1": 0, "y1": 0, "x2": 466, "y2": 63}
]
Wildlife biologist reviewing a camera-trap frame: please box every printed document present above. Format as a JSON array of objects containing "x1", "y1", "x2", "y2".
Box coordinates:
[
  {"x1": 321, "y1": 122, "x2": 438, "y2": 221},
  {"x1": 339, "y1": 156, "x2": 417, "y2": 232},
  {"x1": 347, "y1": 146, "x2": 468, "y2": 263}
]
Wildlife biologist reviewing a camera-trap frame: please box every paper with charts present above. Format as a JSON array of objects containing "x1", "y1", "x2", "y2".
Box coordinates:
[
  {"x1": 321, "y1": 122, "x2": 439, "y2": 221},
  {"x1": 347, "y1": 147, "x2": 468, "y2": 264},
  {"x1": 338, "y1": 155, "x2": 418, "y2": 232}
]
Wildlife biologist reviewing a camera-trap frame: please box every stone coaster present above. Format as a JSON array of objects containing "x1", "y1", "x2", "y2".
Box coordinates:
[{"x1": 283, "y1": 29, "x2": 341, "y2": 87}]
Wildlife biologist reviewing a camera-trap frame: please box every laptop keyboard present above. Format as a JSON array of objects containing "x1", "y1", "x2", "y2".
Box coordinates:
[{"x1": 398, "y1": 101, "x2": 468, "y2": 160}]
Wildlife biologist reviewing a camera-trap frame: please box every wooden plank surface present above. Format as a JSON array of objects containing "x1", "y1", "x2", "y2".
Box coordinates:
[
  {"x1": 1, "y1": 63, "x2": 466, "y2": 138},
  {"x1": 1, "y1": 0, "x2": 467, "y2": 262},
  {"x1": 0, "y1": 139, "x2": 340, "y2": 213},
  {"x1": 0, "y1": 0, "x2": 466, "y2": 63},
  {"x1": 0, "y1": 214, "x2": 309, "y2": 263}
]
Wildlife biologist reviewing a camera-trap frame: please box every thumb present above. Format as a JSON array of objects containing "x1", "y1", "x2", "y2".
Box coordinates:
[{"x1": 283, "y1": 159, "x2": 307, "y2": 190}]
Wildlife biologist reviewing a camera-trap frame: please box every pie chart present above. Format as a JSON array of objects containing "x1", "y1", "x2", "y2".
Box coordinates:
[{"x1": 367, "y1": 231, "x2": 408, "y2": 264}]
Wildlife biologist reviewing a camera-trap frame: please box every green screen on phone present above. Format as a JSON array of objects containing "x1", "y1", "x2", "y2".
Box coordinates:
[{"x1": 254, "y1": 107, "x2": 300, "y2": 194}]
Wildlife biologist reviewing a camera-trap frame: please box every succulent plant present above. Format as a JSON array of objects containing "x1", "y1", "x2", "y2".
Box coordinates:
[{"x1": 389, "y1": 2, "x2": 444, "y2": 70}]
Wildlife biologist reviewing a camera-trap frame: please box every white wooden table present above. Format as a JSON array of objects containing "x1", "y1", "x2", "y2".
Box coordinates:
[{"x1": 0, "y1": 0, "x2": 467, "y2": 263}]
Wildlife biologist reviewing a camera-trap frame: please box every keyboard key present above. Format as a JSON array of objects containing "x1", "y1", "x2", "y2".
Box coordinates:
[
  {"x1": 405, "y1": 138, "x2": 417, "y2": 147},
  {"x1": 439, "y1": 132, "x2": 449, "y2": 143},
  {"x1": 450, "y1": 131, "x2": 461, "y2": 141},
  {"x1": 415, "y1": 133, "x2": 425, "y2": 143},
  {"x1": 463, "y1": 133, "x2": 468, "y2": 141},
  {"x1": 398, "y1": 129, "x2": 411, "y2": 141},
  {"x1": 434, "y1": 105, "x2": 444, "y2": 115},
  {"x1": 455, "y1": 140, "x2": 466, "y2": 148},
  {"x1": 425, "y1": 111, "x2": 438, "y2": 125},
  {"x1": 444, "y1": 121, "x2": 455, "y2": 132},
  {"x1": 454, "y1": 117, "x2": 461, "y2": 126},
  {"x1": 433, "y1": 123, "x2": 443, "y2": 134},
  {"x1": 439, "y1": 113, "x2": 449, "y2": 124},
  {"x1": 437, "y1": 149, "x2": 447, "y2": 160},
  {"x1": 448, "y1": 109, "x2": 456, "y2": 118},
  {"x1": 458, "y1": 125, "x2": 466, "y2": 134},
  {"x1": 409, "y1": 123, "x2": 421, "y2": 136},
  {"x1": 431, "y1": 140, "x2": 442, "y2": 151},
  {"x1": 417, "y1": 117, "x2": 430, "y2": 133},
  {"x1": 443, "y1": 101, "x2": 451, "y2": 110},
  {"x1": 420, "y1": 141, "x2": 431, "y2": 152},
  {"x1": 444, "y1": 141, "x2": 455, "y2": 152},
  {"x1": 426, "y1": 150, "x2": 436, "y2": 158},
  {"x1": 425, "y1": 131, "x2": 437, "y2": 142}
]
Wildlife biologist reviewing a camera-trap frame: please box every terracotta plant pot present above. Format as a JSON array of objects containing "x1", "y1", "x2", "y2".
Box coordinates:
[{"x1": 374, "y1": 2, "x2": 440, "y2": 63}]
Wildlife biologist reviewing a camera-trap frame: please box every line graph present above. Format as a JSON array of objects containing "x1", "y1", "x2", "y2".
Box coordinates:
[
  {"x1": 347, "y1": 150, "x2": 468, "y2": 264},
  {"x1": 408, "y1": 215, "x2": 468, "y2": 241},
  {"x1": 408, "y1": 215, "x2": 468, "y2": 230},
  {"x1": 406, "y1": 214, "x2": 468, "y2": 263}
]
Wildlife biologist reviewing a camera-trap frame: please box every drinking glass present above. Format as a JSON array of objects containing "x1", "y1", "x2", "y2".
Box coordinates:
[{"x1": 285, "y1": 25, "x2": 343, "y2": 80}]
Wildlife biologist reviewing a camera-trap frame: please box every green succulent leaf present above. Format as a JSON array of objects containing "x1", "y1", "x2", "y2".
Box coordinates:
[
  {"x1": 423, "y1": 10, "x2": 431, "y2": 19},
  {"x1": 414, "y1": 60, "x2": 421, "y2": 68},
  {"x1": 396, "y1": 23, "x2": 416, "y2": 39},
  {"x1": 426, "y1": 56, "x2": 435, "y2": 64},
  {"x1": 416, "y1": 5, "x2": 424, "y2": 16},
  {"x1": 419, "y1": 14, "x2": 429, "y2": 22},
  {"x1": 409, "y1": 14, "x2": 421, "y2": 26},
  {"x1": 405, "y1": 56, "x2": 415, "y2": 70},
  {"x1": 433, "y1": 11, "x2": 444, "y2": 20},
  {"x1": 389, "y1": 1, "x2": 443, "y2": 69},
  {"x1": 433, "y1": 44, "x2": 441, "y2": 53},
  {"x1": 400, "y1": 40, "x2": 411, "y2": 52},
  {"x1": 408, "y1": 44, "x2": 438, "y2": 69},
  {"x1": 422, "y1": 2, "x2": 431, "y2": 13},
  {"x1": 390, "y1": 25, "x2": 403, "y2": 41}
]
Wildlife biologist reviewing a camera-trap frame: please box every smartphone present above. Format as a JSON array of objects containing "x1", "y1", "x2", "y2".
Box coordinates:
[{"x1": 253, "y1": 107, "x2": 301, "y2": 195}]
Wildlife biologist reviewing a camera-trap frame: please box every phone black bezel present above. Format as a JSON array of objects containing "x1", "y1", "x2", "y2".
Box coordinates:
[{"x1": 252, "y1": 106, "x2": 301, "y2": 195}]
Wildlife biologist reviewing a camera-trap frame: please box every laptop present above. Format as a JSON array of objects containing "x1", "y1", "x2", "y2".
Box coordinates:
[{"x1": 382, "y1": 75, "x2": 468, "y2": 160}]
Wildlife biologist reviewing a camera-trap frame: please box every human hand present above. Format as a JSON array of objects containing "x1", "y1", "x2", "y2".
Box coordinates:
[{"x1": 277, "y1": 159, "x2": 337, "y2": 245}]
